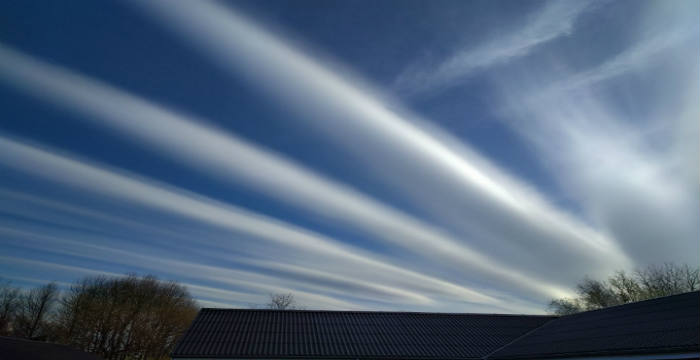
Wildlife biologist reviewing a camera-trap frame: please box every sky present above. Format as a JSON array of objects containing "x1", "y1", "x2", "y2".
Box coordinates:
[{"x1": 0, "y1": 0, "x2": 698, "y2": 313}]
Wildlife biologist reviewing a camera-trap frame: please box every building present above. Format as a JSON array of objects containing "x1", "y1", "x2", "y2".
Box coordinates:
[
  {"x1": 0, "y1": 336, "x2": 104, "y2": 360},
  {"x1": 172, "y1": 291, "x2": 699, "y2": 360}
]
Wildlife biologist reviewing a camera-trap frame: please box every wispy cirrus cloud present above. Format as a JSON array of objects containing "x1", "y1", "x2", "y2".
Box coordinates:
[
  {"x1": 133, "y1": 0, "x2": 631, "y2": 290},
  {"x1": 491, "y1": 0, "x2": 700, "y2": 267},
  {"x1": 0, "y1": 44, "x2": 578, "y2": 303},
  {"x1": 393, "y1": 0, "x2": 598, "y2": 95},
  {"x1": 0, "y1": 227, "x2": 366, "y2": 310},
  {"x1": 0, "y1": 188, "x2": 545, "y2": 313},
  {"x1": 0, "y1": 137, "x2": 511, "y2": 309}
]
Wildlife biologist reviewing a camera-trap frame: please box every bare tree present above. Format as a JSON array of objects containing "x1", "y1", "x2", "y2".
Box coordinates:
[
  {"x1": 576, "y1": 277, "x2": 619, "y2": 309},
  {"x1": 55, "y1": 274, "x2": 198, "y2": 360},
  {"x1": 608, "y1": 270, "x2": 643, "y2": 303},
  {"x1": 266, "y1": 293, "x2": 301, "y2": 310},
  {"x1": 0, "y1": 280, "x2": 20, "y2": 335},
  {"x1": 682, "y1": 264, "x2": 700, "y2": 290},
  {"x1": 548, "y1": 263, "x2": 700, "y2": 315},
  {"x1": 13, "y1": 282, "x2": 58, "y2": 339},
  {"x1": 635, "y1": 263, "x2": 698, "y2": 298},
  {"x1": 547, "y1": 298, "x2": 583, "y2": 315}
]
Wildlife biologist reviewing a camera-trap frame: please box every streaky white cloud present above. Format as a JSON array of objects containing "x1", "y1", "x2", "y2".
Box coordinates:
[
  {"x1": 550, "y1": 28, "x2": 695, "y2": 94},
  {"x1": 0, "y1": 227, "x2": 365, "y2": 310},
  {"x1": 0, "y1": 136, "x2": 511, "y2": 308},
  {"x1": 0, "y1": 275, "x2": 72, "y2": 289},
  {"x1": 28, "y1": 224, "x2": 435, "y2": 305},
  {"x1": 0, "y1": 255, "x2": 123, "y2": 279},
  {"x1": 0, "y1": 189, "x2": 190, "y2": 241},
  {"x1": 197, "y1": 299, "x2": 243, "y2": 308},
  {"x1": 0, "y1": 255, "x2": 270, "y2": 309},
  {"x1": 394, "y1": 0, "x2": 598, "y2": 95},
  {"x1": 0, "y1": 44, "x2": 574, "y2": 302},
  {"x1": 0, "y1": 190, "x2": 543, "y2": 312},
  {"x1": 182, "y1": 283, "x2": 263, "y2": 307},
  {"x1": 133, "y1": 0, "x2": 630, "y2": 286},
  {"x1": 2, "y1": 189, "x2": 550, "y2": 313}
]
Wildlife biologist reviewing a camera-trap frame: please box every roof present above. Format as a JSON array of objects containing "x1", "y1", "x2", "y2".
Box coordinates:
[
  {"x1": 173, "y1": 292, "x2": 700, "y2": 360},
  {"x1": 490, "y1": 291, "x2": 700, "y2": 359},
  {"x1": 172, "y1": 309, "x2": 555, "y2": 359},
  {"x1": 0, "y1": 336, "x2": 104, "y2": 360}
]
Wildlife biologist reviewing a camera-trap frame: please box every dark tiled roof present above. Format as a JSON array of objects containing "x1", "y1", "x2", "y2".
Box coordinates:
[
  {"x1": 172, "y1": 309, "x2": 555, "y2": 359},
  {"x1": 490, "y1": 291, "x2": 700, "y2": 359},
  {"x1": 0, "y1": 336, "x2": 104, "y2": 360},
  {"x1": 173, "y1": 292, "x2": 700, "y2": 359}
]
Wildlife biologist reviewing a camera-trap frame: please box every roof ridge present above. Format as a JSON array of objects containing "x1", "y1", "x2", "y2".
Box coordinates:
[
  {"x1": 174, "y1": 309, "x2": 557, "y2": 358},
  {"x1": 198, "y1": 308, "x2": 558, "y2": 317},
  {"x1": 557, "y1": 290, "x2": 700, "y2": 318}
]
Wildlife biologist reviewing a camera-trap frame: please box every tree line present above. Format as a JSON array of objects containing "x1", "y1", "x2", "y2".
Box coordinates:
[
  {"x1": 548, "y1": 263, "x2": 699, "y2": 315},
  {"x1": 2, "y1": 263, "x2": 696, "y2": 358},
  {"x1": 0, "y1": 273, "x2": 305, "y2": 359},
  {"x1": 0, "y1": 274, "x2": 198, "y2": 360}
]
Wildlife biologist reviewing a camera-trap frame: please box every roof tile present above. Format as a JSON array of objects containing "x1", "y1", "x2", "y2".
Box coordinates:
[
  {"x1": 491, "y1": 291, "x2": 699, "y2": 359},
  {"x1": 173, "y1": 310, "x2": 554, "y2": 359}
]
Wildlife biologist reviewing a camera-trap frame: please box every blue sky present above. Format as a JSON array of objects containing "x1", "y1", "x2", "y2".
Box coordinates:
[{"x1": 0, "y1": 0, "x2": 698, "y2": 313}]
